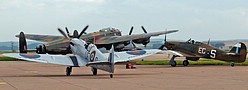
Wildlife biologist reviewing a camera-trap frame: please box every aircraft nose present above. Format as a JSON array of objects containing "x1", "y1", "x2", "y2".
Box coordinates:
[{"x1": 165, "y1": 41, "x2": 177, "y2": 50}]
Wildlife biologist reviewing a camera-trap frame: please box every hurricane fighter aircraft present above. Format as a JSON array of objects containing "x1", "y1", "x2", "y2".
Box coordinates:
[
  {"x1": 4, "y1": 32, "x2": 161, "y2": 78},
  {"x1": 161, "y1": 39, "x2": 247, "y2": 67},
  {"x1": 16, "y1": 25, "x2": 178, "y2": 54}
]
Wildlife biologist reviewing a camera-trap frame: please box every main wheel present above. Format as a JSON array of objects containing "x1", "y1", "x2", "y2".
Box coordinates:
[
  {"x1": 183, "y1": 60, "x2": 189, "y2": 66},
  {"x1": 66, "y1": 67, "x2": 72, "y2": 76},
  {"x1": 92, "y1": 68, "x2": 97, "y2": 75},
  {"x1": 110, "y1": 74, "x2": 113, "y2": 78},
  {"x1": 170, "y1": 61, "x2": 177, "y2": 67},
  {"x1": 231, "y1": 63, "x2": 235, "y2": 67}
]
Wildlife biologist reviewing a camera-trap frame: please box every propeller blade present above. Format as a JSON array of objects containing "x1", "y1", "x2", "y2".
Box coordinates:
[
  {"x1": 65, "y1": 27, "x2": 70, "y2": 37},
  {"x1": 129, "y1": 26, "x2": 134, "y2": 35},
  {"x1": 78, "y1": 25, "x2": 89, "y2": 38},
  {"x1": 58, "y1": 28, "x2": 69, "y2": 39},
  {"x1": 164, "y1": 29, "x2": 167, "y2": 45},
  {"x1": 207, "y1": 38, "x2": 210, "y2": 45},
  {"x1": 141, "y1": 26, "x2": 147, "y2": 33}
]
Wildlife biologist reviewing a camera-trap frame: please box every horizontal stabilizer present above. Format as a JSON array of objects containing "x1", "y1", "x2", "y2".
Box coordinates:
[{"x1": 86, "y1": 61, "x2": 110, "y2": 66}]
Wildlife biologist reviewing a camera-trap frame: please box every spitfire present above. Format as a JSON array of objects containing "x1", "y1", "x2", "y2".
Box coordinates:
[{"x1": 162, "y1": 39, "x2": 247, "y2": 67}]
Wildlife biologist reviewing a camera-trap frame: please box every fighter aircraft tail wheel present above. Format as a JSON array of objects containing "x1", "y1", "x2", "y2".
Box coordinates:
[
  {"x1": 110, "y1": 74, "x2": 113, "y2": 78},
  {"x1": 66, "y1": 67, "x2": 72, "y2": 76},
  {"x1": 183, "y1": 60, "x2": 189, "y2": 66},
  {"x1": 170, "y1": 61, "x2": 177, "y2": 67},
  {"x1": 231, "y1": 63, "x2": 235, "y2": 67},
  {"x1": 92, "y1": 68, "x2": 97, "y2": 75}
]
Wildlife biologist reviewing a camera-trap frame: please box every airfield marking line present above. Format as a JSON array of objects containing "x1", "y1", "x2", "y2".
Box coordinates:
[
  {"x1": 1, "y1": 78, "x2": 18, "y2": 90},
  {"x1": 0, "y1": 82, "x2": 7, "y2": 84}
]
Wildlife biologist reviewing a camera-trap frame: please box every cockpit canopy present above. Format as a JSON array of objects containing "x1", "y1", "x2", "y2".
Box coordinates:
[
  {"x1": 186, "y1": 38, "x2": 202, "y2": 45},
  {"x1": 99, "y1": 27, "x2": 121, "y2": 32},
  {"x1": 99, "y1": 27, "x2": 122, "y2": 36}
]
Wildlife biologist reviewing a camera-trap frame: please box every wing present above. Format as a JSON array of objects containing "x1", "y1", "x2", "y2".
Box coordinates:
[
  {"x1": 94, "y1": 30, "x2": 178, "y2": 44},
  {"x1": 3, "y1": 53, "x2": 87, "y2": 66},
  {"x1": 103, "y1": 49, "x2": 162, "y2": 63},
  {"x1": 15, "y1": 34, "x2": 64, "y2": 42},
  {"x1": 161, "y1": 50, "x2": 202, "y2": 57}
]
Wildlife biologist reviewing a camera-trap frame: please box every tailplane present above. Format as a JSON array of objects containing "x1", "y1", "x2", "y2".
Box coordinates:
[
  {"x1": 228, "y1": 42, "x2": 247, "y2": 62},
  {"x1": 19, "y1": 32, "x2": 27, "y2": 53},
  {"x1": 87, "y1": 44, "x2": 115, "y2": 78}
]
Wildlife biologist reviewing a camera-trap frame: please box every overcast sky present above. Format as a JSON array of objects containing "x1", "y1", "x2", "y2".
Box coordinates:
[{"x1": 0, "y1": 0, "x2": 248, "y2": 42}]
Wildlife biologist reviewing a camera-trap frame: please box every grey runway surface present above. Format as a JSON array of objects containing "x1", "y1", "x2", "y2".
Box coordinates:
[{"x1": 0, "y1": 61, "x2": 248, "y2": 90}]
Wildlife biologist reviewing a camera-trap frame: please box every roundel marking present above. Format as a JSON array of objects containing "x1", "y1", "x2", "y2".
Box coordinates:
[
  {"x1": 90, "y1": 51, "x2": 96, "y2": 62},
  {"x1": 20, "y1": 54, "x2": 41, "y2": 58},
  {"x1": 126, "y1": 50, "x2": 146, "y2": 55}
]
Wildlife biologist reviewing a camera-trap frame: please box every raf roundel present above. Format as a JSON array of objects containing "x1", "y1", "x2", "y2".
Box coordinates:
[
  {"x1": 20, "y1": 54, "x2": 41, "y2": 58},
  {"x1": 126, "y1": 50, "x2": 146, "y2": 55}
]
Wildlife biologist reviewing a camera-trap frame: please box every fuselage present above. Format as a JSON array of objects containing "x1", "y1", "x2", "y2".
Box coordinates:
[{"x1": 166, "y1": 40, "x2": 247, "y2": 62}]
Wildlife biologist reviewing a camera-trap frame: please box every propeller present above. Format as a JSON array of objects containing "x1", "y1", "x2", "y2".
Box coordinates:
[
  {"x1": 141, "y1": 26, "x2": 148, "y2": 33},
  {"x1": 58, "y1": 25, "x2": 89, "y2": 39},
  {"x1": 129, "y1": 26, "x2": 134, "y2": 35},
  {"x1": 164, "y1": 29, "x2": 167, "y2": 46},
  {"x1": 57, "y1": 25, "x2": 89, "y2": 55},
  {"x1": 58, "y1": 28, "x2": 69, "y2": 39},
  {"x1": 78, "y1": 25, "x2": 89, "y2": 38}
]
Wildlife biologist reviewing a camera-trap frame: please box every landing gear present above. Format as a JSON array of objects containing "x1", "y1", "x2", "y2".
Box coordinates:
[
  {"x1": 231, "y1": 63, "x2": 235, "y2": 67},
  {"x1": 91, "y1": 67, "x2": 98, "y2": 75},
  {"x1": 110, "y1": 74, "x2": 113, "y2": 78},
  {"x1": 183, "y1": 60, "x2": 189, "y2": 66},
  {"x1": 66, "y1": 66, "x2": 72, "y2": 76},
  {"x1": 169, "y1": 55, "x2": 177, "y2": 67},
  {"x1": 170, "y1": 61, "x2": 177, "y2": 67}
]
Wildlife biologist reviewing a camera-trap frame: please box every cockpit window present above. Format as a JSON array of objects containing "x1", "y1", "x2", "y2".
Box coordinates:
[{"x1": 186, "y1": 38, "x2": 202, "y2": 45}]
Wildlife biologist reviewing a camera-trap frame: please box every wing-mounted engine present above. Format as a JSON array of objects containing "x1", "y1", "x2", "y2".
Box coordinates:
[
  {"x1": 129, "y1": 26, "x2": 150, "y2": 46},
  {"x1": 133, "y1": 38, "x2": 150, "y2": 45},
  {"x1": 36, "y1": 44, "x2": 46, "y2": 54}
]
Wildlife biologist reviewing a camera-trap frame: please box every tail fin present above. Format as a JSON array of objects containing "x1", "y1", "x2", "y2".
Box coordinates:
[
  {"x1": 108, "y1": 45, "x2": 115, "y2": 64},
  {"x1": 19, "y1": 32, "x2": 27, "y2": 53},
  {"x1": 229, "y1": 42, "x2": 247, "y2": 62},
  {"x1": 108, "y1": 45, "x2": 115, "y2": 73}
]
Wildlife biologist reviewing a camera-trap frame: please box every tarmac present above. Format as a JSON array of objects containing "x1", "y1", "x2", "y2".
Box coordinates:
[{"x1": 0, "y1": 61, "x2": 248, "y2": 90}]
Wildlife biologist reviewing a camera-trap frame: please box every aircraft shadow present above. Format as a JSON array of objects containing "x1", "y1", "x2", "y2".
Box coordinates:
[{"x1": 0, "y1": 72, "x2": 156, "y2": 79}]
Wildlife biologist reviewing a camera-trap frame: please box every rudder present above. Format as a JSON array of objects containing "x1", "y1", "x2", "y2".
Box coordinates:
[
  {"x1": 19, "y1": 32, "x2": 27, "y2": 53},
  {"x1": 229, "y1": 42, "x2": 247, "y2": 62}
]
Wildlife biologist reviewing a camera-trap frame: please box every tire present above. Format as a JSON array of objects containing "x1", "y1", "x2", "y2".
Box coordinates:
[
  {"x1": 170, "y1": 61, "x2": 177, "y2": 67},
  {"x1": 231, "y1": 63, "x2": 235, "y2": 67},
  {"x1": 110, "y1": 74, "x2": 113, "y2": 78},
  {"x1": 183, "y1": 60, "x2": 189, "y2": 66},
  {"x1": 66, "y1": 67, "x2": 72, "y2": 76},
  {"x1": 92, "y1": 68, "x2": 97, "y2": 75}
]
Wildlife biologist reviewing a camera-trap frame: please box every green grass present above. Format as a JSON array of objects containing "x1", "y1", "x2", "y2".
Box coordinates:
[
  {"x1": 0, "y1": 57, "x2": 17, "y2": 61},
  {"x1": 136, "y1": 58, "x2": 248, "y2": 66}
]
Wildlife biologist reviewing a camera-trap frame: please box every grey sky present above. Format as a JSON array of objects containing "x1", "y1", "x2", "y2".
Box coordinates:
[{"x1": 0, "y1": 0, "x2": 248, "y2": 41}]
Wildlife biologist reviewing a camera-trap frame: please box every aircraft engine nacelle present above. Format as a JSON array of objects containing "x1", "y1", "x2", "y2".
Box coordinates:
[
  {"x1": 115, "y1": 44, "x2": 125, "y2": 50},
  {"x1": 186, "y1": 57, "x2": 200, "y2": 61},
  {"x1": 36, "y1": 44, "x2": 46, "y2": 54},
  {"x1": 133, "y1": 38, "x2": 150, "y2": 46}
]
